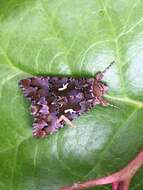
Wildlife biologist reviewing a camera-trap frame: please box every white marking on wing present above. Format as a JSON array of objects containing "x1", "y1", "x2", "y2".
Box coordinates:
[
  {"x1": 64, "y1": 109, "x2": 76, "y2": 114},
  {"x1": 58, "y1": 83, "x2": 68, "y2": 91}
]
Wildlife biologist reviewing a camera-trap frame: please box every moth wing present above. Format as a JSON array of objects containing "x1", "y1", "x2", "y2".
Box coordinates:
[
  {"x1": 19, "y1": 77, "x2": 95, "y2": 137},
  {"x1": 19, "y1": 77, "x2": 50, "y2": 101}
]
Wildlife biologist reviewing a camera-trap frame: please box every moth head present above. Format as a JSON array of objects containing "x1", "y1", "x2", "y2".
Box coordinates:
[
  {"x1": 93, "y1": 61, "x2": 115, "y2": 96},
  {"x1": 95, "y1": 72, "x2": 104, "y2": 81},
  {"x1": 93, "y1": 76, "x2": 108, "y2": 97}
]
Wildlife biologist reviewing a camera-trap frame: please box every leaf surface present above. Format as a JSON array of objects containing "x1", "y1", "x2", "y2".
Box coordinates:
[{"x1": 0, "y1": 1, "x2": 143, "y2": 190}]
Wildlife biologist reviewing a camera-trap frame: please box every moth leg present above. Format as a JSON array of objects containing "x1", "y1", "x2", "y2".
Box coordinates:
[
  {"x1": 97, "y1": 97, "x2": 119, "y2": 109},
  {"x1": 100, "y1": 98, "x2": 109, "y2": 106},
  {"x1": 32, "y1": 122, "x2": 47, "y2": 138},
  {"x1": 94, "y1": 96, "x2": 109, "y2": 106},
  {"x1": 32, "y1": 127, "x2": 47, "y2": 138},
  {"x1": 57, "y1": 115, "x2": 76, "y2": 128}
]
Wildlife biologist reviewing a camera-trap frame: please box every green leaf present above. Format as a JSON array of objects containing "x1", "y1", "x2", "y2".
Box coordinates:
[{"x1": 0, "y1": 0, "x2": 143, "y2": 190}]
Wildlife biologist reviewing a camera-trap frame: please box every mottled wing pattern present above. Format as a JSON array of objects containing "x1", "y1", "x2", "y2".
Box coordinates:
[{"x1": 19, "y1": 77, "x2": 96, "y2": 137}]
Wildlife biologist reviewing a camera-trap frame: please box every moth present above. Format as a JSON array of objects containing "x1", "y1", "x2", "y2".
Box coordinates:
[{"x1": 19, "y1": 61, "x2": 114, "y2": 137}]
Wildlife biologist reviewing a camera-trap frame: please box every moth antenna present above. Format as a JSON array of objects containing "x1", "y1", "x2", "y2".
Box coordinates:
[
  {"x1": 102, "y1": 60, "x2": 115, "y2": 74},
  {"x1": 94, "y1": 61, "x2": 115, "y2": 80}
]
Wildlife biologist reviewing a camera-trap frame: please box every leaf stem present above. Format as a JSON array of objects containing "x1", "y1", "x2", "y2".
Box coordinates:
[{"x1": 60, "y1": 150, "x2": 143, "y2": 190}]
